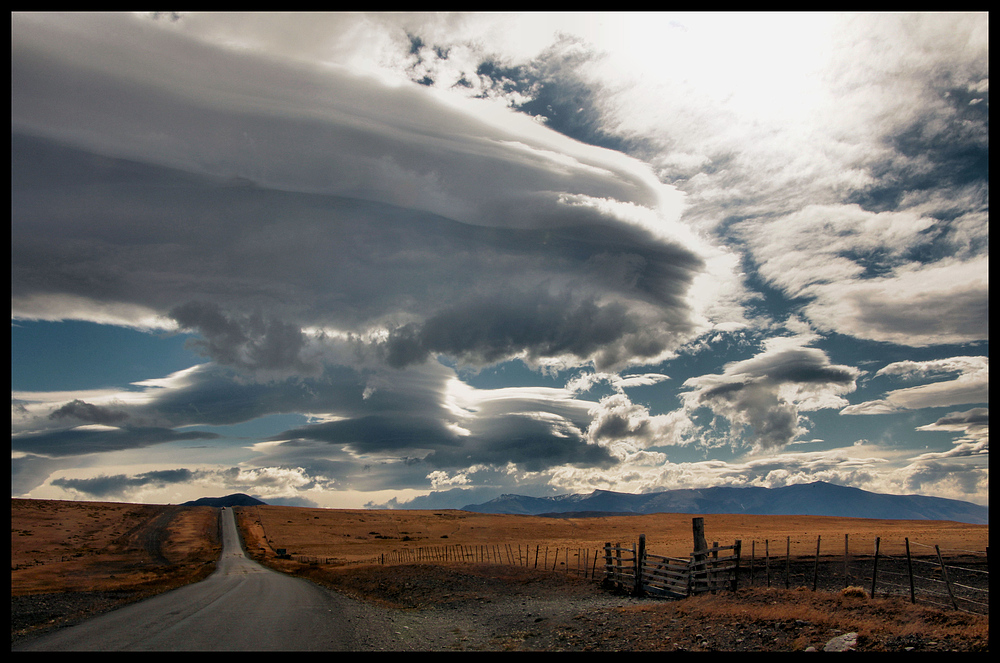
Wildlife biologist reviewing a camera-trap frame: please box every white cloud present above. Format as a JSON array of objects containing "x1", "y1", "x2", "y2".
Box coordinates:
[
  {"x1": 842, "y1": 356, "x2": 988, "y2": 414},
  {"x1": 678, "y1": 329, "x2": 860, "y2": 450},
  {"x1": 10, "y1": 13, "x2": 989, "y2": 508},
  {"x1": 801, "y1": 258, "x2": 989, "y2": 346}
]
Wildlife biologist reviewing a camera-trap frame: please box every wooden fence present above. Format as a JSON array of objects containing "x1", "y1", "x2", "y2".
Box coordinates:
[
  {"x1": 604, "y1": 530, "x2": 742, "y2": 598},
  {"x1": 273, "y1": 515, "x2": 986, "y2": 614}
]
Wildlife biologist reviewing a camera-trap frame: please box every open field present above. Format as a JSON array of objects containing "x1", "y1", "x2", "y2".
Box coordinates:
[
  {"x1": 11, "y1": 498, "x2": 221, "y2": 640},
  {"x1": 12, "y1": 498, "x2": 221, "y2": 595},
  {"x1": 11, "y1": 499, "x2": 989, "y2": 650},
  {"x1": 234, "y1": 504, "x2": 988, "y2": 565},
  {"x1": 233, "y1": 507, "x2": 989, "y2": 652}
]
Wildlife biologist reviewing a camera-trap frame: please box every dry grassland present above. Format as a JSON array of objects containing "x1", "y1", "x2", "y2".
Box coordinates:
[
  {"x1": 234, "y1": 505, "x2": 988, "y2": 652},
  {"x1": 11, "y1": 498, "x2": 221, "y2": 596},
  {"x1": 11, "y1": 499, "x2": 988, "y2": 650},
  {"x1": 235, "y1": 505, "x2": 988, "y2": 565}
]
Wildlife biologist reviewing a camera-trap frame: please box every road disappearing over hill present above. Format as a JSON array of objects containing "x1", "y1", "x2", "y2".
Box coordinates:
[{"x1": 15, "y1": 507, "x2": 369, "y2": 650}]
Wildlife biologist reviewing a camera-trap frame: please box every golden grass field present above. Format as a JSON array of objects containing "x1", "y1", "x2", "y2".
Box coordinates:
[
  {"x1": 234, "y1": 504, "x2": 988, "y2": 566},
  {"x1": 11, "y1": 498, "x2": 220, "y2": 597},
  {"x1": 12, "y1": 498, "x2": 988, "y2": 596},
  {"x1": 11, "y1": 499, "x2": 989, "y2": 651}
]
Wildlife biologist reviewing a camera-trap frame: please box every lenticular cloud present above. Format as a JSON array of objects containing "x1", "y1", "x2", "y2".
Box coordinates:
[{"x1": 12, "y1": 13, "x2": 734, "y2": 376}]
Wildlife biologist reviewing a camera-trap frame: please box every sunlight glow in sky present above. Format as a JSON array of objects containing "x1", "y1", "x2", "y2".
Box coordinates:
[{"x1": 12, "y1": 12, "x2": 988, "y2": 510}]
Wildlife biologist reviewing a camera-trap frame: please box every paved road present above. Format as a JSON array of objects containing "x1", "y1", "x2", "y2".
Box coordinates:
[{"x1": 14, "y1": 508, "x2": 370, "y2": 651}]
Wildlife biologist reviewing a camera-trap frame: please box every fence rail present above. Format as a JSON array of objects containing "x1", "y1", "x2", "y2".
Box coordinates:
[
  {"x1": 602, "y1": 533, "x2": 742, "y2": 598},
  {"x1": 268, "y1": 516, "x2": 986, "y2": 615}
]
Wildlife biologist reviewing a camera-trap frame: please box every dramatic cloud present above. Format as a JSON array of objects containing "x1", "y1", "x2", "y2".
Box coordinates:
[
  {"x1": 678, "y1": 330, "x2": 860, "y2": 450},
  {"x1": 52, "y1": 469, "x2": 198, "y2": 499},
  {"x1": 12, "y1": 12, "x2": 733, "y2": 376},
  {"x1": 842, "y1": 356, "x2": 988, "y2": 414},
  {"x1": 12, "y1": 426, "x2": 220, "y2": 458},
  {"x1": 49, "y1": 400, "x2": 129, "y2": 426},
  {"x1": 11, "y1": 13, "x2": 988, "y2": 508}
]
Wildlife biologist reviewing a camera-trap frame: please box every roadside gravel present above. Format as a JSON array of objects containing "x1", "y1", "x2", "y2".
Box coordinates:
[
  {"x1": 344, "y1": 589, "x2": 644, "y2": 651},
  {"x1": 298, "y1": 563, "x2": 645, "y2": 650},
  {"x1": 13, "y1": 563, "x2": 988, "y2": 651},
  {"x1": 300, "y1": 563, "x2": 989, "y2": 652}
]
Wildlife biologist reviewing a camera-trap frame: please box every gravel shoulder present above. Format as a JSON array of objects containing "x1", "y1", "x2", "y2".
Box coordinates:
[
  {"x1": 263, "y1": 562, "x2": 990, "y2": 652},
  {"x1": 12, "y1": 562, "x2": 988, "y2": 652}
]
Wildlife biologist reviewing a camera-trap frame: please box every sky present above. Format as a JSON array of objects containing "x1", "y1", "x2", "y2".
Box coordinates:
[{"x1": 12, "y1": 12, "x2": 988, "y2": 511}]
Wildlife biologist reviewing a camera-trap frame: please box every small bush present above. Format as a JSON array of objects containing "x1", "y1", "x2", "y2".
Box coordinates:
[{"x1": 841, "y1": 586, "x2": 868, "y2": 599}]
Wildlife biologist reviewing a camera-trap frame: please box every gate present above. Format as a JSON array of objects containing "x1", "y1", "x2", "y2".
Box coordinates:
[{"x1": 603, "y1": 518, "x2": 742, "y2": 597}]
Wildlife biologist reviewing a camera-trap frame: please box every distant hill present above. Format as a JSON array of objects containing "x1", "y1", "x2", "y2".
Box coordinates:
[
  {"x1": 182, "y1": 493, "x2": 266, "y2": 507},
  {"x1": 461, "y1": 482, "x2": 988, "y2": 524}
]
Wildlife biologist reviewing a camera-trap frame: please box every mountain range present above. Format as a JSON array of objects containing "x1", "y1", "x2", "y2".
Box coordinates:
[{"x1": 461, "y1": 482, "x2": 988, "y2": 524}]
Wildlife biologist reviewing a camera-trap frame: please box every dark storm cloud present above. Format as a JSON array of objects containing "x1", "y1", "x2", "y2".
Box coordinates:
[
  {"x1": 49, "y1": 399, "x2": 129, "y2": 425},
  {"x1": 424, "y1": 414, "x2": 616, "y2": 473},
  {"x1": 12, "y1": 132, "x2": 706, "y2": 373},
  {"x1": 275, "y1": 414, "x2": 462, "y2": 453},
  {"x1": 11, "y1": 426, "x2": 220, "y2": 457},
  {"x1": 51, "y1": 468, "x2": 196, "y2": 498},
  {"x1": 17, "y1": 348, "x2": 614, "y2": 479},
  {"x1": 268, "y1": 385, "x2": 615, "y2": 473},
  {"x1": 733, "y1": 347, "x2": 859, "y2": 386},
  {"x1": 12, "y1": 13, "x2": 721, "y2": 382},
  {"x1": 95, "y1": 362, "x2": 375, "y2": 435},
  {"x1": 384, "y1": 289, "x2": 676, "y2": 371},
  {"x1": 170, "y1": 302, "x2": 314, "y2": 377}
]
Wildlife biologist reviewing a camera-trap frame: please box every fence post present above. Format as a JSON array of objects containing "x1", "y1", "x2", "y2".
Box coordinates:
[
  {"x1": 765, "y1": 539, "x2": 771, "y2": 587},
  {"x1": 692, "y1": 517, "x2": 707, "y2": 593},
  {"x1": 634, "y1": 534, "x2": 646, "y2": 596},
  {"x1": 871, "y1": 537, "x2": 880, "y2": 598},
  {"x1": 604, "y1": 542, "x2": 611, "y2": 584},
  {"x1": 785, "y1": 536, "x2": 791, "y2": 589},
  {"x1": 905, "y1": 538, "x2": 915, "y2": 604},
  {"x1": 813, "y1": 535, "x2": 821, "y2": 591},
  {"x1": 732, "y1": 540, "x2": 742, "y2": 593},
  {"x1": 614, "y1": 543, "x2": 622, "y2": 588},
  {"x1": 844, "y1": 534, "x2": 850, "y2": 588},
  {"x1": 935, "y1": 545, "x2": 958, "y2": 610}
]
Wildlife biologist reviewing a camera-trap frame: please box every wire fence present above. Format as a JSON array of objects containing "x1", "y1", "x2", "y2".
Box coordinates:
[
  {"x1": 250, "y1": 507, "x2": 988, "y2": 616},
  {"x1": 738, "y1": 535, "x2": 988, "y2": 614}
]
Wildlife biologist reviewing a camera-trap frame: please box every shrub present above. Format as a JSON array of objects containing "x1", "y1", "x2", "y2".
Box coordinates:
[{"x1": 841, "y1": 586, "x2": 868, "y2": 599}]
